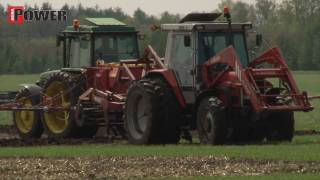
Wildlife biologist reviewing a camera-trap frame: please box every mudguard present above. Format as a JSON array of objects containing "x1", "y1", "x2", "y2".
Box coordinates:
[
  {"x1": 19, "y1": 84, "x2": 42, "y2": 97},
  {"x1": 145, "y1": 69, "x2": 186, "y2": 108}
]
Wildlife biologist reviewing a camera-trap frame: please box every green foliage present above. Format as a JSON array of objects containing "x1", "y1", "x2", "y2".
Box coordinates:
[
  {"x1": 293, "y1": 72, "x2": 320, "y2": 131},
  {"x1": 0, "y1": 1, "x2": 319, "y2": 72}
]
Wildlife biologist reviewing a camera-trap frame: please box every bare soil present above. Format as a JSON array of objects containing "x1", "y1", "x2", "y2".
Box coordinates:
[
  {"x1": 0, "y1": 125, "x2": 320, "y2": 147},
  {"x1": 0, "y1": 125, "x2": 17, "y2": 139},
  {"x1": 0, "y1": 156, "x2": 319, "y2": 179},
  {"x1": 0, "y1": 125, "x2": 114, "y2": 146}
]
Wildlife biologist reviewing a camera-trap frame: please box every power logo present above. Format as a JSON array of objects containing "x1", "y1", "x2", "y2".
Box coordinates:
[
  {"x1": 8, "y1": 6, "x2": 24, "y2": 24},
  {"x1": 7, "y1": 5, "x2": 67, "y2": 25}
]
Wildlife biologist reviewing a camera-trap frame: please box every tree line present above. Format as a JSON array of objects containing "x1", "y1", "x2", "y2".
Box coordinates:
[{"x1": 0, "y1": 0, "x2": 319, "y2": 74}]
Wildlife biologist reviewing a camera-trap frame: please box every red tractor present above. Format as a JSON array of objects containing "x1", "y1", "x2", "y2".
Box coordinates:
[{"x1": 4, "y1": 12, "x2": 313, "y2": 145}]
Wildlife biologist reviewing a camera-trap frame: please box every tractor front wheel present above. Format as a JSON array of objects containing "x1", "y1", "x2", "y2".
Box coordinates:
[
  {"x1": 124, "y1": 78, "x2": 181, "y2": 144},
  {"x1": 13, "y1": 89, "x2": 43, "y2": 139},
  {"x1": 197, "y1": 97, "x2": 227, "y2": 145},
  {"x1": 266, "y1": 112, "x2": 294, "y2": 142}
]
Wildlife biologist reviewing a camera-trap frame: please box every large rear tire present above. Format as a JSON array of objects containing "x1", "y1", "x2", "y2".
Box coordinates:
[
  {"x1": 266, "y1": 112, "x2": 294, "y2": 142},
  {"x1": 124, "y1": 78, "x2": 181, "y2": 145},
  {"x1": 41, "y1": 72, "x2": 85, "y2": 139},
  {"x1": 197, "y1": 96, "x2": 227, "y2": 145},
  {"x1": 264, "y1": 87, "x2": 294, "y2": 142},
  {"x1": 13, "y1": 89, "x2": 43, "y2": 139}
]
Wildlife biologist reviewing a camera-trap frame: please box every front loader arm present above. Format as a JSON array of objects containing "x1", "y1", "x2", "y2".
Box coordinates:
[
  {"x1": 202, "y1": 46, "x2": 262, "y2": 112},
  {"x1": 202, "y1": 46, "x2": 313, "y2": 113}
]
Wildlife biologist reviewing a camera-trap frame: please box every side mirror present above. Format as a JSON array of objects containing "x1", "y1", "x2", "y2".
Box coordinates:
[
  {"x1": 256, "y1": 33, "x2": 262, "y2": 47},
  {"x1": 184, "y1": 36, "x2": 191, "y2": 47},
  {"x1": 56, "y1": 34, "x2": 64, "y2": 47}
]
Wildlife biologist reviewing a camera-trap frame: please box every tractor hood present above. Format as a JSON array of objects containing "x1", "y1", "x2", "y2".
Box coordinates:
[
  {"x1": 39, "y1": 70, "x2": 61, "y2": 82},
  {"x1": 40, "y1": 70, "x2": 61, "y2": 80}
]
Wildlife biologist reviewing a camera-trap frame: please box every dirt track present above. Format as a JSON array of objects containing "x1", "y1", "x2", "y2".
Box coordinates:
[
  {"x1": 1, "y1": 126, "x2": 320, "y2": 179},
  {"x1": 0, "y1": 125, "x2": 114, "y2": 147},
  {"x1": 0, "y1": 156, "x2": 319, "y2": 179},
  {"x1": 1, "y1": 125, "x2": 320, "y2": 147}
]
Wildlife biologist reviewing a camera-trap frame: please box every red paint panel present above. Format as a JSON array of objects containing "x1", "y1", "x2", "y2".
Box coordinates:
[{"x1": 86, "y1": 67, "x2": 110, "y2": 92}]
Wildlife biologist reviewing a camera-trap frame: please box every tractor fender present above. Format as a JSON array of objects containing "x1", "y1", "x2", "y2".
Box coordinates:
[
  {"x1": 145, "y1": 69, "x2": 186, "y2": 108},
  {"x1": 19, "y1": 84, "x2": 42, "y2": 98}
]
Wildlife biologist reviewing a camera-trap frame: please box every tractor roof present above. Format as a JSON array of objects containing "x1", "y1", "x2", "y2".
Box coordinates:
[
  {"x1": 85, "y1": 18, "x2": 126, "y2": 26},
  {"x1": 62, "y1": 18, "x2": 136, "y2": 33},
  {"x1": 161, "y1": 13, "x2": 252, "y2": 32},
  {"x1": 161, "y1": 22, "x2": 252, "y2": 31}
]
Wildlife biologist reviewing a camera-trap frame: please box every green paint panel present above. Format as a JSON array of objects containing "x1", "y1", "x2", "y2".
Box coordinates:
[
  {"x1": 85, "y1": 18, "x2": 126, "y2": 26},
  {"x1": 62, "y1": 17, "x2": 136, "y2": 33},
  {"x1": 63, "y1": 25, "x2": 136, "y2": 33}
]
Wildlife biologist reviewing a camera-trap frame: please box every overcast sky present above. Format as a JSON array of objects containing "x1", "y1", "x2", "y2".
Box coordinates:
[{"x1": 2, "y1": 0, "x2": 277, "y2": 16}]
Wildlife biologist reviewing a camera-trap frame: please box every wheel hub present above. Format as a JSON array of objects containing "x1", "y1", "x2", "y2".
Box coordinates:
[{"x1": 15, "y1": 98, "x2": 34, "y2": 133}]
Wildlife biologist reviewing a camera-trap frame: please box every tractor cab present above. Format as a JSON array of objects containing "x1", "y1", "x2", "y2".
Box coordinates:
[
  {"x1": 56, "y1": 18, "x2": 140, "y2": 68},
  {"x1": 161, "y1": 13, "x2": 252, "y2": 102}
]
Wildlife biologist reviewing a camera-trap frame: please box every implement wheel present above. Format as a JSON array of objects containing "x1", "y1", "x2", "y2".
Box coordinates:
[
  {"x1": 42, "y1": 72, "x2": 84, "y2": 139},
  {"x1": 14, "y1": 89, "x2": 43, "y2": 139},
  {"x1": 124, "y1": 78, "x2": 181, "y2": 145},
  {"x1": 197, "y1": 96, "x2": 227, "y2": 145}
]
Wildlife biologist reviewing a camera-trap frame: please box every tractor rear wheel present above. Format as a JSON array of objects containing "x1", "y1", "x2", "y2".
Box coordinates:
[
  {"x1": 124, "y1": 78, "x2": 181, "y2": 144},
  {"x1": 197, "y1": 97, "x2": 227, "y2": 145},
  {"x1": 266, "y1": 112, "x2": 294, "y2": 142},
  {"x1": 41, "y1": 72, "x2": 86, "y2": 139},
  {"x1": 13, "y1": 89, "x2": 43, "y2": 139}
]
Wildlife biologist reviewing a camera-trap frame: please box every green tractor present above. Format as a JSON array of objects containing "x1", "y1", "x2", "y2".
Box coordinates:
[
  {"x1": 39, "y1": 18, "x2": 140, "y2": 85},
  {"x1": 13, "y1": 18, "x2": 141, "y2": 139}
]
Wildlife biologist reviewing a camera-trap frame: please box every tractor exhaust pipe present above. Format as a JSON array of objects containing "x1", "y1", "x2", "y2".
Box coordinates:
[{"x1": 224, "y1": 7, "x2": 233, "y2": 46}]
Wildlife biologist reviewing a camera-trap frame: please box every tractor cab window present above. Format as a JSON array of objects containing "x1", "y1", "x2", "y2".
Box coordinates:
[
  {"x1": 233, "y1": 34, "x2": 248, "y2": 67},
  {"x1": 68, "y1": 35, "x2": 91, "y2": 68},
  {"x1": 199, "y1": 34, "x2": 226, "y2": 64},
  {"x1": 198, "y1": 32, "x2": 249, "y2": 67},
  {"x1": 168, "y1": 33, "x2": 194, "y2": 86},
  {"x1": 94, "y1": 34, "x2": 138, "y2": 63}
]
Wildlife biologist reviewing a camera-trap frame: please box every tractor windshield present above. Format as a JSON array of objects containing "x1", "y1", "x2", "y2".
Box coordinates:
[
  {"x1": 94, "y1": 34, "x2": 139, "y2": 63},
  {"x1": 198, "y1": 32, "x2": 249, "y2": 67}
]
